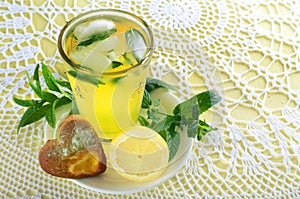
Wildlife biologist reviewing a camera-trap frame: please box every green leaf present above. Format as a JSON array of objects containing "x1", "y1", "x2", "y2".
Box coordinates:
[
  {"x1": 33, "y1": 63, "x2": 41, "y2": 90},
  {"x1": 46, "y1": 99, "x2": 59, "y2": 128},
  {"x1": 186, "y1": 119, "x2": 200, "y2": 138},
  {"x1": 165, "y1": 127, "x2": 180, "y2": 161},
  {"x1": 197, "y1": 120, "x2": 217, "y2": 141},
  {"x1": 27, "y1": 71, "x2": 58, "y2": 102},
  {"x1": 55, "y1": 96, "x2": 72, "y2": 108},
  {"x1": 42, "y1": 92, "x2": 59, "y2": 102},
  {"x1": 46, "y1": 96, "x2": 72, "y2": 128},
  {"x1": 111, "y1": 61, "x2": 123, "y2": 69},
  {"x1": 149, "y1": 115, "x2": 174, "y2": 133},
  {"x1": 154, "y1": 99, "x2": 160, "y2": 107},
  {"x1": 145, "y1": 77, "x2": 176, "y2": 93},
  {"x1": 70, "y1": 33, "x2": 78, "y2": 40},
  {"x1": 69, "y1": 100, "x2": 80, "y2": 115},
  {"x1": 77, "y1": 28, "x2": 117, "y2": 47},
  {"x1": 122, "y1": 53, "x2": 134, "y2": 65},
  {"x1": 55, "y1": 79, "x2": 72, "y2": 91},
  {"x1": 173, "y1": 95, "x2": 198, "y2": 116},
  {"x1": 67, "y1": 70, "x2": 105, "y2": 86},
  {"x1": 41, "y1": 63, "x2": 61, "y2": 93},
  {"x1": 173, "y1": 90, "x2": 221, "y2": 116},
  {"x1": 196, "y1": 90, "x2": 222, "y2": 114},
  {"x1": 13, "y1": 97, "x2": 42, "y2": 107},
  {"x1": 41, "y1": 63, "x2": 72, "y2": 99},
  {"x1": 14, "y1": 98, "x2": 46, "y2": 110},
  {"x1": 26, "y1": 72, "x2": 43, "y2": 99},
  {"x1": 148, "y1": 117, "x2": 167, "y2": 133},
  {"x1": 17, "y1": 104, "x2": 51, "y2": 132},
  {"x1": 173, "y1": 97, "x2": 199, "y2": 138},
  {"x1": 111, "y1": 77, "x2": 123, "y2": 84},
  {"x1": 141, "y1": 89, "x2": 152, "y2": 108},
  {"x1": 138, "y1": 115, "x2": 150, "y2": 126},
  {"x1": 146, "y1": 107, "x2": 161, "y2": 123}
]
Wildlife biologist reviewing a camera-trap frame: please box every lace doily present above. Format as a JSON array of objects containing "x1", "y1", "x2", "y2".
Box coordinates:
[{"x1": 1, "y1": 0, "x2": 300, "y2": 198}]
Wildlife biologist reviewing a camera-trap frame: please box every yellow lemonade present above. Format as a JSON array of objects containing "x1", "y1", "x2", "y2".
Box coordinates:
[
  {"x1": 66, "y1": 64, "x2": 149, "y2": 139},
  {"x1": 58, "y1": 9, "x2": 153, "y2": 139}
]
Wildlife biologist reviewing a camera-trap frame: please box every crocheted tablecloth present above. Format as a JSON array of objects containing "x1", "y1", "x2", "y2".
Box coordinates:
[{"x1": 1, "y1": 0, "x2": 300, "y2": 198}]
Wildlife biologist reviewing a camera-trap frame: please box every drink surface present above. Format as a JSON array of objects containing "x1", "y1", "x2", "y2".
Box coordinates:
[
  {"x1": 64, "y1": 15, "x2": 151, "y2": 139},
  {"x1": 65, "y1": 16, "x2": 148, "y2": 73}
]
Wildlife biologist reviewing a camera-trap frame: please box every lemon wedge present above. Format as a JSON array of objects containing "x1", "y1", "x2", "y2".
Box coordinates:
[{"x1": 109, "y1": 126, "x2": 169, "y2": 182}]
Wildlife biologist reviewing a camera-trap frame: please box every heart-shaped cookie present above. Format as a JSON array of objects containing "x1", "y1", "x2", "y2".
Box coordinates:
[{"x1": 39, "y1": 114, "x2": 106, "y2": 179}]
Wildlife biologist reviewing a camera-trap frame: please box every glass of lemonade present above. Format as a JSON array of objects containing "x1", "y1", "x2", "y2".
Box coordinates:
[{"x1": 58, "y1": 9, "x2": 154, "y2": 140}]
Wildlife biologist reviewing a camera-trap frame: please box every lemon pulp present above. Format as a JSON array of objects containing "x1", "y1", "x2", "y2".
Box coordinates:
[{"x1": 109, "y1": 126, "x2": 169, "y2": 182}]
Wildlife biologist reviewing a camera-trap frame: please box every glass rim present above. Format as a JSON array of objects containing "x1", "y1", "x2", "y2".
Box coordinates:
[{"x1": 57, "y1": 9, "x2": 154, "y2": 76}]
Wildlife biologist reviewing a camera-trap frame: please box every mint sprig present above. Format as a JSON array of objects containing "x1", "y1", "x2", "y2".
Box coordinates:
[
  {"x1": 14, "y1": 63, "x2": 74, "y2": 131},
  {"x1": 140, "y1": 81, "x2": 221, "y2": 161}
]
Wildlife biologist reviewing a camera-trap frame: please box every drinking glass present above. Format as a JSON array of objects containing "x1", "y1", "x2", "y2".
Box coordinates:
[{"x1": 58, "y1": 9, "x2": 154, "y2": 140}]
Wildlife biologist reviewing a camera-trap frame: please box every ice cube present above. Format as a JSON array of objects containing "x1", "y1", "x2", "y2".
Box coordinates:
[
  {"x1": 73, "y1": 19, "x2": 116, "y2": 42},
  {"x1": 79, "y1": 33, "x2": 125, "y2": 55},
  {"x1": 104, "y1": 33, "x2": 127, "y2": 61},
  {"x1": 70, "y1": 43, "x2": 112, "y2": 72},
  {"x1": 125, "y1": 28, "x2": 147, "y2": 62},
  {"x1": 81, "y1": 50, "x2": 112, "y2": 72},
  {"x1": 97, "y1": 36, "x2": 120, "y2": 52}
]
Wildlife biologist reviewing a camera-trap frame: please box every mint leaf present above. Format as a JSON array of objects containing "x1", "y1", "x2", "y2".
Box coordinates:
[
  {"x1": 122, "y1": 53, "x2": 134, "y2": 65},
  {"x1": 173, "y1": 90, "x2": 221, "y2": 115},
  {"x1": 165, "y1": 127, "x2": 180, "y2": 161},
  {"x1": 173, "y1": 97, "x2": 199, "y2": 138},
  {"x1": 13, "y1": 97, "x2": 44, "y2": 107},
  {"x1": 111, "y1": 61, "x2": 123, "y2": 69},
  {"x1": 56, "y1": 79, "x2": 72, "y2": 91},
  {"x1": 196, "y1": 90, "x2": 222, "y2": 114},
  {"x1": 138, "y1": 115, "x2": 150, "y2": 126},
  {"x1": 17, "y1": 104, "x2": 51, "y2": 132},
  {"x1": 45, "y1": 96, "x2": 72, "y2": 128},
  {"x1": 46, "y1": 99, "x2": 58, "y2": 128},
  {"x1": 173, "y1": 90, "x2": 221, "y2": 139},
  {"x1": 33, "y1": 63, "x2": 41, "y2": 90},
  {"x1": 149, "y1": 115, "x2": 175, "y2": 133},
  {"x1": 26, "y1": 72, "x2": 43, "y2": 99},
  {"x1": 41, "y1": 63, "x2": 61, "y2": 93},
  {"x1": 70, "y1": 33, "x2": 78, "y2": 40},
  {"x1": 69, "y1": 100, "x2": 79, "y2": 115},
  {"x1": 197, "y1": 120, "x2": 217, "y2": 141},
  {"x1": 41, "y1": 63, "x2": 72, "y2": 100},
  {"x1": 27, "y1": 72, "x2": 58, "y2": 102},
  {"x1": 55, "y1": 96, "x2": 72, "y2": 107},
  {"x1": 77, "y1": 28, "x2": 117, "y2": 47},
  {"x1": 173, "y1": 97, "x2": 199, "y2": 120},
  {"x1": 186, "y1": 119, "x2": 199, "y2": 138},
  {"x1": 67, "y1": 70, "x2": 105, "y2": 86},
  {"x1": 145, "y1": 77, "x2": 176, "y2": 93},
  {"x1": 141, "y1": 89, "x2": 152, "y2": 108}
]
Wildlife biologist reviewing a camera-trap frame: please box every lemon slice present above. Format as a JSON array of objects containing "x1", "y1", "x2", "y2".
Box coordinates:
[{"x1": 109, "y1": 126, "x2": 169, "y2": 182}]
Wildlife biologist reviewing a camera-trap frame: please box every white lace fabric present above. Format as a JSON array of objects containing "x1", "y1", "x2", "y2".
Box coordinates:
[{"x1": 1, "y1": 0, "x2": 300, "y2": 198}]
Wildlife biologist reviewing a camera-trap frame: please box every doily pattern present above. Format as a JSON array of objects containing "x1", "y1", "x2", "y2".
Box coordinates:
[{"x1": 1, "y1": 0, "x2": 300, "y2": 198}]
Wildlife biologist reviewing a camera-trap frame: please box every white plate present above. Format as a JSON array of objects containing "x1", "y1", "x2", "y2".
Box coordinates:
[{"x1": 44, "y1": 88, "x2": 193, "y2": 194}]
